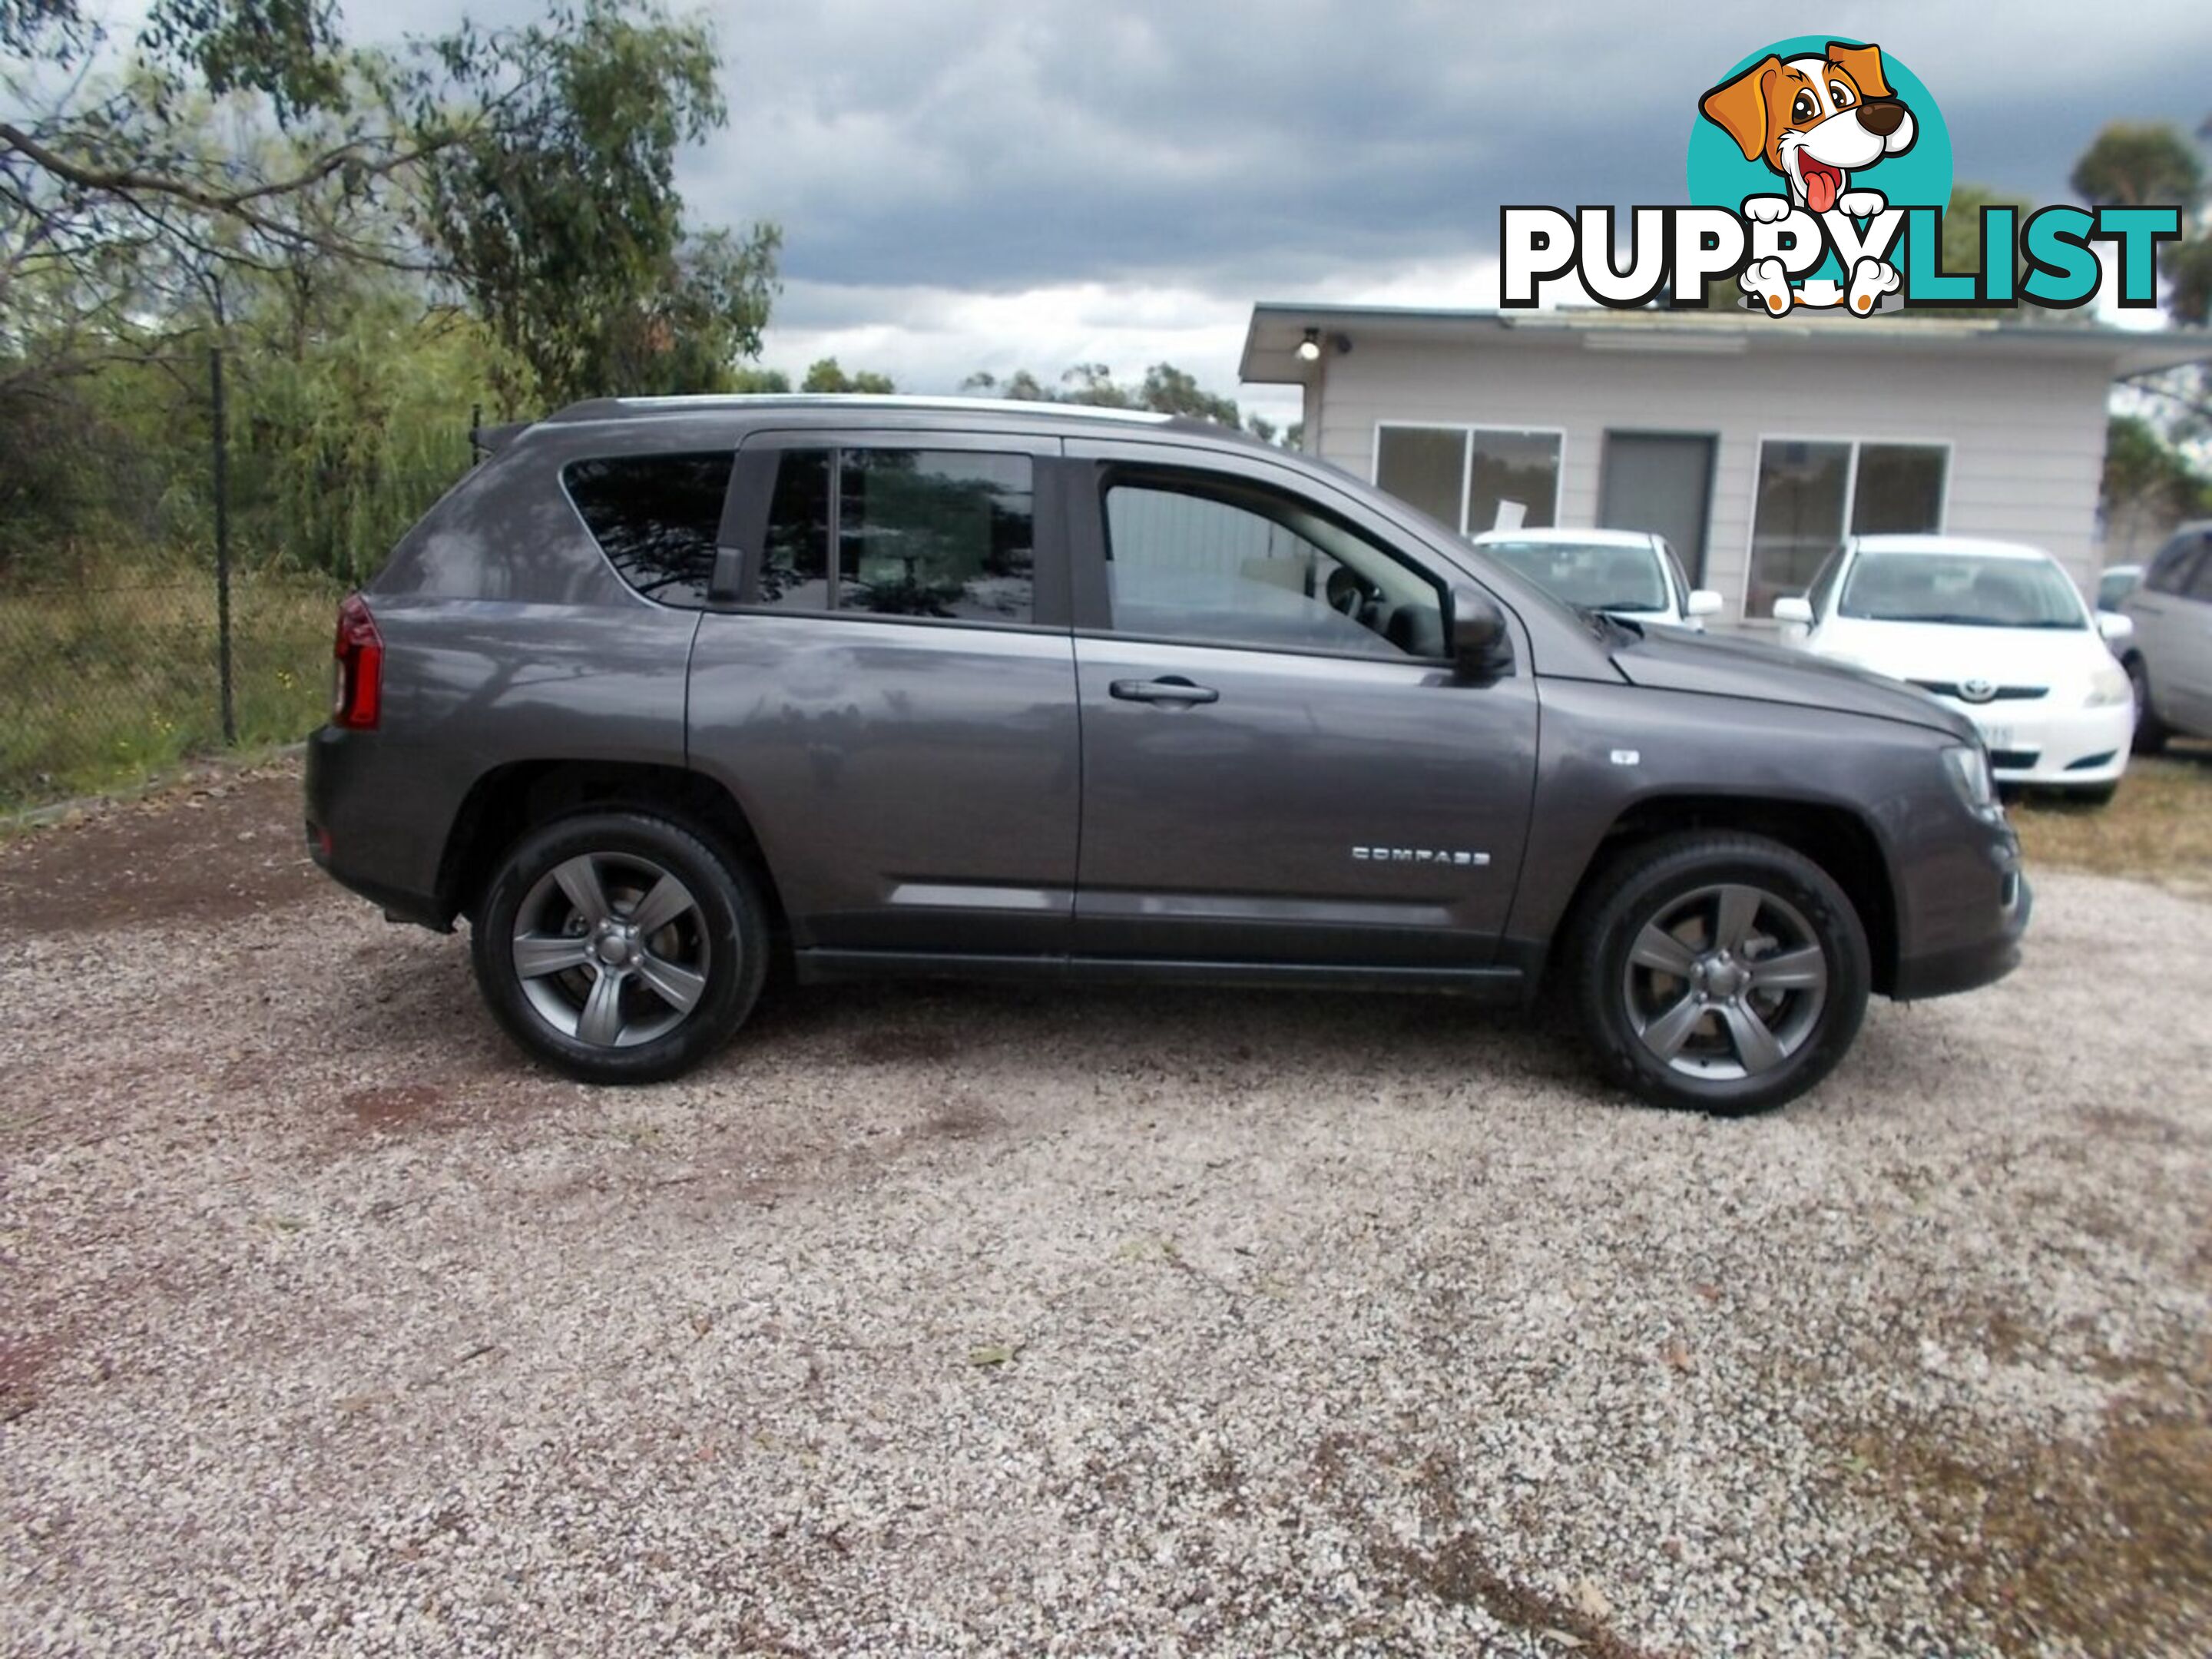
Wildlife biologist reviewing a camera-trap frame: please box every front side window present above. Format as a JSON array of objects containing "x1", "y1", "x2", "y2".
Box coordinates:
[
  {"x1": 1374, "y1": 426, "x2": 1561, "y2": 534},
  {"x1": 1482, "y1": 538, "x2": 1667, "y2": 613},
  {"x1": 758, "y1": 447, "x2": 1035, "y2": 622},
  {"x1": 1747, "y1": 439, "x2": 1947, "y2": 618},
  {"x1": 1838, "y1": 551, "x2": 2088, "y2": 629},
  {"x1": 1658, "y1": 541, "x2": 1693, "y2": 611},
  {"x1": 1103, "y1": 475, "x2": 1446, "y2": 658},
  {"x1": 565, "y1": 452, "x2": 733, "y2": 606},
  {"x1": 1805, "y1": 545, "x2": 1849, "y2": 616}
]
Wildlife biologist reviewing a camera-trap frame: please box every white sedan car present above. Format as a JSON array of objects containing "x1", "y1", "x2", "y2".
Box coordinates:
[
  {"x1": 1775, "y1": 535, "x2": 2136, "y2": 800},
  {"x1": 1472, "y1": 528, "x2": 1723, "y2": 631}
]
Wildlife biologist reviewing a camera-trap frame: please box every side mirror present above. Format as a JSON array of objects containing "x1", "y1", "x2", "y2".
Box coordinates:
[
  {"x1": 1449, "y1": 587, "x2": 1514, "y2": 680},
  {"x1": 2098, "y1": 610, "x2": 2134, "y2": 645},
  {"x1": 1684, "y1": 589, "x2": 1724, "y2": 620},
  {"x1": 1771, "y1": 595, "x2": 1814, "y2": 625}
]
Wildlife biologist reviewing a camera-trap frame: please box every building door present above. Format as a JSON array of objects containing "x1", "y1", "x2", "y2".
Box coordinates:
[{"x1": 1600, "y1": 432, "x2": 1716, "y2": 584}]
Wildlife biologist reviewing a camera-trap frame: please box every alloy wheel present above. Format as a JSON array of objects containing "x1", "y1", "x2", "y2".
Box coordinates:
[
  {"x1": 510, "y1": 851, "x2": 713, "y2": 1048},
  {"x1": 1621, "y1": 882, "x2": 1829, "y2": 1081}
]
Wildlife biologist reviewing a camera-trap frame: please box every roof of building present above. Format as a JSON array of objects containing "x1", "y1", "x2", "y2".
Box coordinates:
[{"x1": 1241, "y1": 302, "x2": 2212, "y2": 384}]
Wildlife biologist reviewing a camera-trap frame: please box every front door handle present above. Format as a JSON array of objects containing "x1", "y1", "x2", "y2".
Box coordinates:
[{"x1": 1109, "y1": 676, "x2": 1220, "y2": 706}]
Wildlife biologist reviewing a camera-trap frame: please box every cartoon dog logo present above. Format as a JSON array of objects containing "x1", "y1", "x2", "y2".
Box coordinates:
[{"x1": 1700, "y1": 41, "x2": 1917, "y2": 314}]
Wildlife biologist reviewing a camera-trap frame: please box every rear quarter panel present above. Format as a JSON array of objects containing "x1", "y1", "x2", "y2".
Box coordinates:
[
  {"x1": 316, "y1": 598, "x2": 699, "y2": 905},
  {"x1": 314, "y1": 424, "x2": 705, "y2": 907}
]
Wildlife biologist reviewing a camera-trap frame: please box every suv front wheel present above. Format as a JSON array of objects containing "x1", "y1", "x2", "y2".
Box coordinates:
[
  {"x1": 1570, "y1": 833, "x2": 1870, "y2": 1114},
  {"x1": 472, "y1": 810, "x2": 768, "y2": 1084},
  {"x1": 2124, "y1": 655, "x2": 2167, "y2": 756}
]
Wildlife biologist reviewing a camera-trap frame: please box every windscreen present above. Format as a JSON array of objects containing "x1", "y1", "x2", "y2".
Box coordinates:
[
  {"x1": 1480, "y1": 540, "x2": 1667, "y2": 612},
  {"x1": 1839, "y1": 551, "x2": 2088, "y2": 629}
]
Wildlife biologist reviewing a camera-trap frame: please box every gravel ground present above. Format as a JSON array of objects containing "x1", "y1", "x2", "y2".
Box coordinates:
[{"x1": 3, "y1": 770, "x2": 2209, "y2": 1657}]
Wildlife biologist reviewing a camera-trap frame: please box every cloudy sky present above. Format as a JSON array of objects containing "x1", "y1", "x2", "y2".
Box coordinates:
[
  {"x1": 692, "y1": 2, "x2": 2210, "y2": 422},
  {"x1": 196, "y1": 1, "x2": 2212, "y2": 419}
]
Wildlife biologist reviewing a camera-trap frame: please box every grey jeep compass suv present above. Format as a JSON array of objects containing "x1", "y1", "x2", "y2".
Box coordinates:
[{"x1": 306, "y1": 396, "x2": 2028, "y2": 1113}]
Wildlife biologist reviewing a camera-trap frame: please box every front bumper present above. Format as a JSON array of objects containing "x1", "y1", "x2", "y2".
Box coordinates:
[
  {"x1": 1938, "y1": 695, "x2": 2133, "y2": 788},
  {"x1": 1892, "y1": 864, "x2": 2031, "y2": 1000}
]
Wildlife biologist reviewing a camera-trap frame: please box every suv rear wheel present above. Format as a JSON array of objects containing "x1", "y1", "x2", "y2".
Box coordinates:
[
  {"x1": 471, "y1": 810, "x2": 767, "y2": 1084},
  {"x1": 1571, "y1": 833, "x2": 1869, "y2": 1114}
]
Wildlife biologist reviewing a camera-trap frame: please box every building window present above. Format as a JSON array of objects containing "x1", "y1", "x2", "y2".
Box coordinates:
[
  {"x1": 1374, "y1": 425, "x2": 1561, "y2": 534},
  {"x1": 1374, "y1": 427, "x2": 1465, "y2": 528},
  {"x1": 1747, "y1": 439, "x2": 1947, "y2": 618},
  {"x1": 1850, "y1": 444, "x2": 1946, "y2": 536}
]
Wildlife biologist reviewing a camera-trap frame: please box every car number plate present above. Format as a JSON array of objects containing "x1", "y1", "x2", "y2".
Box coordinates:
[{"x1": 1976, "y1": 720, "x2": 2013, "y2": 752}]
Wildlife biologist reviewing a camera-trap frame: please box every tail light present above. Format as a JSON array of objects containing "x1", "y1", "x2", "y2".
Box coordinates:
[{"x1": 332, "y1": 593, "x2": 384, "y2": 730}]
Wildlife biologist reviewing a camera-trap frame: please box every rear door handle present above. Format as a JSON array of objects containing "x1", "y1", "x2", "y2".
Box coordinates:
[{"x1": 1109, "y1": 676, "x2": 1219, "y2": 705}]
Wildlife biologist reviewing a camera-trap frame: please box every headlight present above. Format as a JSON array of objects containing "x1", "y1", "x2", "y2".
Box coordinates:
[
  {"x1": 1942, "y1": 744, "x2": 1996, "y2": 812},
  {"x1": 2084, "y1": 662, "x2": 2131, "y2": 707}
]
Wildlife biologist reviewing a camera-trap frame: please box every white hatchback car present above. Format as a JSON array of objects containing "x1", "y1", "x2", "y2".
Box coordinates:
[
  {"x1": 1775, "y1": 535, "x2": 2136, "y2": 800},
  {"x1": 1471, "y1": 528, "x2": 1723, "y2": 631}
]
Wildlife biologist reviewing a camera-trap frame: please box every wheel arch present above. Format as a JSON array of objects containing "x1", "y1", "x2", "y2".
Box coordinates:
[
  {"x1": 437, "y1": 759, "x2": 790, "y2": 936},
  {"x1": 1563, "y1": 794, "x2": 1899, "y2": 996}
]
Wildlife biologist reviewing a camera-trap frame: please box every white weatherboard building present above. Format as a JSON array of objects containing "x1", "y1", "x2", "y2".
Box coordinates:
[{"x1": 1240, "y1": 305, "x2": 2210, "y2": 623}]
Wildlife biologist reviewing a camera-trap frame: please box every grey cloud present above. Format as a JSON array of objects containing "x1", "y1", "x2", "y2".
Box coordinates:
[
  {"x1": 680, "y1": 1, "x2": 2212, "y2": 303},
  {"x1": 341, "y1": 0, "x2": 2212, "y2": 319}
]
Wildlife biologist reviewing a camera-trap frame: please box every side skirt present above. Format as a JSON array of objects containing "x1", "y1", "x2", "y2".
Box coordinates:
[{"x1": 793, "y1": 949, "x2": 1528, "y2": 1002}]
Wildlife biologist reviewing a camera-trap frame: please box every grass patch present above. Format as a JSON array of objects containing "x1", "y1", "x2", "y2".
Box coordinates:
[
  {"x1": 2009, "y1": 743, "x2": 2212, "y2": 891},
  {"x1": 0, "y1": 568, "x2": 339, "y2": 810}
]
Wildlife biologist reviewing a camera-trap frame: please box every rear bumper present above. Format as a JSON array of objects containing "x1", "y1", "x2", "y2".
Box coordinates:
[{"x1": 304, "y1": 727, "x2": 452, "y2": 930}]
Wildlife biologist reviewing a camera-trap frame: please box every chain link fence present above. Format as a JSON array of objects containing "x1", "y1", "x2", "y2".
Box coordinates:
[
  {"x1": 0, "y1": 561, "x2": 353, "y2": 811},
  {"x1": 0, "y1": 396, "x2": 478, "y2": 813}
]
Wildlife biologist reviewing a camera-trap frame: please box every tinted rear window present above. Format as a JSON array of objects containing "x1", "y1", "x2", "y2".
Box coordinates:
[
  {"x1": 565, "y1": 452, "x2": 732, "y2": 606},
  {"x1": 758, "y1": 447, "x2": 1035, "y2": 623}
]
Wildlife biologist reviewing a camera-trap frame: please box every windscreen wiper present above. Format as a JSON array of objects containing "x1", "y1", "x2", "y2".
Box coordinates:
[{"x1": 1581, "y1": 608, "x2": 1645, "y2": 646}]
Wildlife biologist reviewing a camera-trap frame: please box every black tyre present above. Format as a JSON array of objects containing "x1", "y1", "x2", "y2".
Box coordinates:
[
  {"x1": 471, "y1": 810, "x2": 768, "y2": 1084},
  {"x1": 2126, "y1": 656, "x2": 2167, "y2": 757},
  {"x1": 1569, "y1": 833, "x2": 1870, "y2": 1115}
]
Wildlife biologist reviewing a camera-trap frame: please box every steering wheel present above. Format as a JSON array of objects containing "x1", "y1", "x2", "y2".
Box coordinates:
[{"x1": 1326, "y1": 566, "x2": 1366, "y2": 616}]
